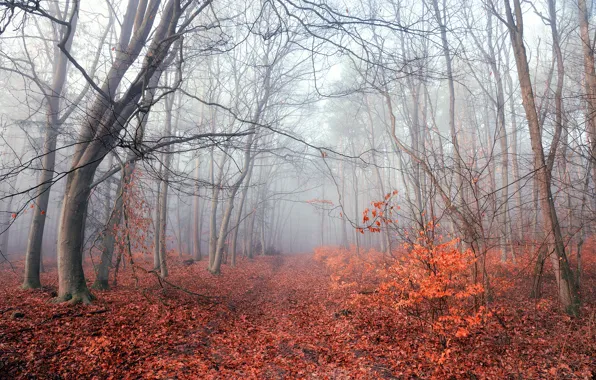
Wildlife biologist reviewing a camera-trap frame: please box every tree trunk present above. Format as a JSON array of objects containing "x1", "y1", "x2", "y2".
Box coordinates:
[
  {"x1": 56, "y1": 164, "x2": 98, "y2": 304},
  {"x1": 260, "y1": 215, "x2": 266, "y2": 256},
  {"x1": 578, "y1": 0, "x2": 596, "y2": 183},
  {"x1": 230, "y1": 159, "x2": 254, "y2": 266},
  {"x1": 22, "y1": 122, "x2": 58, "y2": 289},
  {"x1": 0, "y1": 197, "x2": 13, "y2": 262},
  {"x1": 484, "y1": 9, "x2": 511, "y2": 262},
  {"x1": 153, "y1": 164, "x2": 162, "y2": 271},
  {"x1": 92, "y1": 166, "x2": 128, "y2": 290},
  {"x1": 157, "y1": 94, "x2": 175, "y2": 278},
  {"x1": 351, "y1": 159, "x2": 360, "y2": 256},
  {"x1": 504, "y1": 0, "x2": 579, "y2": 316},
  {"x1": 158, "y1": 176, "x2": 169, "y2": 278},
  {"x1": 340, "y1": 158, "x2": 349, "y2": 248},
  {"x1": 247, "y1": 204, "x2": 257, "y2": 259},
  {"x1": 52, "y1": 0, "x2": 194, "y2": 303},
  {"x1": 22, "y1": 8, "x2": 78, "y2": 289},
  {"x1": 193, "y1": 156, "x2": 202, "y2": 261},
  {"x1": 208, "y1": 150, "x2": 222, "y2": 269},
  {"x1": 431, "y1": 0, "x2": 466, "y2": 243},
  {"x1": 505, "y1": 64, "x2": 523, "y2": 249},
  {"x1": 175, "y1": 154, "x2": 183, "y2": 257},
  {"x1": 320, "y1": 187, "x2": 326, "y2": 247},
  {"x1": 365, "y1": 95, "x2": 391, "y2": 253}
]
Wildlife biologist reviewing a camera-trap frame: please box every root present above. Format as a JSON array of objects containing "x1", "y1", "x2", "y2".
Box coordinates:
[
  {"x1": 51, "y1": 290, "x2": 96, "y2": 305},
  {"x1": 91, "y1": 280, "x2": 110, "y2": 291},
  {"x1": 21, "y1": 281, "x2": 42, "y2": 290}
]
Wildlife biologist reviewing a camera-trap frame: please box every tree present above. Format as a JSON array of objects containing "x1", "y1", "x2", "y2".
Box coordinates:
[
  {"x1": 52, "y1": 0, "x2": 212, "y2": 303},
  {"x1": 500, "y1": 0, "x2": 579, "y2": 316}
]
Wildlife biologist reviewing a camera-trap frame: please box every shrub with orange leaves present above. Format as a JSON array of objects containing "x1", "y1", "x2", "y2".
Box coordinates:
[
  {"x1": 318, "y1": 194, "x2": 486, "y2": 352},
  {"x1": 378, "y1": 237, "x2": 484, "y2": 342},
  {"x1": 360, "y1": 191, "x2": 399, "y2": 234}
]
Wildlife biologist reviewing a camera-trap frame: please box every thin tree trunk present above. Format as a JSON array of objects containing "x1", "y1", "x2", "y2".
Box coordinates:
[
  {"x1": 22, "y1": 122, "x2": 58, "y2": 289},
  {"x1": 208, "y1": 147, "x2": 222, "y2": 270},
  {"x1": 157, "y1": 93, "x2": 175, "y2": 278},
  {"x1": 504, "y1": 0, "x2": 579, "y2": 316},
  {"x1": 175, "y1": 154, "x2": 183, "y2": 257},
  {"x1": 340, "y1": 157, "x2": 349, "y2": 248},
  {"x1": 22, "y1": 10, "x2": 78, "y2": 289},
  {"x1": 352, "y1": 159, "x2": 360, "y2": 256},
  {"x1": 505, "y1": 61, "x2": 523, "y2": 248},
  {"x1": 193, "y1": 156, "x2": 202, "y2": 261},
  {"x1": 260, "y1": 214, "x2": 266, "y2": 256},
  {"x1": 247, "y1": 203, "x2": 257, "y2": 259},
  {"x1": 484, "y1": 9, "x2": 511, "y2": 262},
  {"x1": 431, "y1": 0, "x2": 466, "y2": 243},
  {"x1": 92, "y1": 164, "x2": 130, "y2": 290},
  {"x1": 578, "y1": 0, "x2": 596, "y2": 183},
  {"x1": 320, "y1": 187, "x2": 325, "y2": 247},
  {"x1": 0, "y1": 197, "x2": 13, "y2": 261},
  {"x1": 153, "y1": 163, "x2": 162, "y2": 271},
  {"x1": 365, "y1": 96, "x2": 391, "y2": 253},
  {"x1": 230, "y1": 160, "x2": 254, "y2": 266}
]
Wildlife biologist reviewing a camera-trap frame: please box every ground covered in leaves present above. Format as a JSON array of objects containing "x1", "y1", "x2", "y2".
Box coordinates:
[{"x1": 0, "y1": 253, "x2": 595, "y2": 379}]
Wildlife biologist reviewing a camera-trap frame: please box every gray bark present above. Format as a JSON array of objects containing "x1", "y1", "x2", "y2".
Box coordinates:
[
  {"x1": 192, "y1": 156, "x2": 202, "y2": 261},
  {"x1": 503, "y1": 0, "x2": 579, "y2": 316},
  {"x1": 153, "y1": 164, "x2": 162, "y2": 271},
  {"x1": 578, "y1": 0, "x2": 596, "y2": 184},
  {"x1": 230, "y1": 159, "x2": 255, "y2": 266},
  {"x1": 22, "y1": 7, "x2": 78, "y2": 289},
  {"x1": 157, "y1": 93, "x2": 175, "y2": 278},
  {"x1": 53, "y1": 0, "x2": 200, "y2": 303}
]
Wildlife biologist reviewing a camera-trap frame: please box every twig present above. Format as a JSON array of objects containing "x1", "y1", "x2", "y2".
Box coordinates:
[
  {"x1": 0, "y1": 307, "x2": 15, "y2": 314},
  {"x1": 40, "y1": 340, "x2": 73, "y2": 359},
  {"x1": 0, "y1": 309, "x2": 109, "y2": 338},
  {"x1": 140, "y1": 267, "x2": 219, "y2": 304},
  {"x1": 44, "y1": 309, "x2": 108, "y2": 322},
  {"x1": 492, "y1": 309, "x2": 507, "y2": 329}
]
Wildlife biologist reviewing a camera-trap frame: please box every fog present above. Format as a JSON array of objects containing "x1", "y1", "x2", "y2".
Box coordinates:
[{"x1": 0, "y1": 0, "x2": 593, "y2": 309}]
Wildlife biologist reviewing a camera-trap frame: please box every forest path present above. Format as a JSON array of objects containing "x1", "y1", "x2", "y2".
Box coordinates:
[
  {"x1": 2, "y1": 253, "x2": 594, "y2": 378},
  {"x1": 198, "y1": 254, "x2": 363, "y2": 378},
  {"x1": 0, "y1": 254, "x2": 395, "y2": 379}
]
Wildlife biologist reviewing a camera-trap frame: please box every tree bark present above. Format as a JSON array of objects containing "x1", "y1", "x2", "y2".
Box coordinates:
[
  {"x1": 485, "y1": 10, "x2": 511, "y2": 262},
  {"x1": 56, "y1": 164, "x2": 98, "y2": 304},
  {"x1": 53, "y1": 0, "x2": 199, "y2": 303},
  {"x1": 92, "y1": 63, "x2": 165, "y2": 288},
  {"x1": 22, "y1": 120, "x2": 59, "y2": 289},
  {"x1": 0, "y1": 197, "x2": 13, "y2": 261},
  {"x1": 578, "y1": 0, "x2": 596, "y2": 183},
  {"x1": 230, "y1": 159, "x2": 254, "y2": 266},
  {"x1": 503, "y1": 0, "x2": 579, "y2": 316},
  {"x1": 22, "y1": 7, "x2": 78, "y2": 289},
  {"x1": 192, "y1": 156, "x2": 202, "y2": 261},
  {"x1": 431, "y1": 0, "x2": 467, "y2": 246},
  {"x1": 92, "y1": 164, "x2": 127, "y2": 290},
  {"x1": 157, "y1": 93, "x2": 175, "y2": 278},
  {"x1": 153, "y1": 164, "x2": 162, "y2": 271}
]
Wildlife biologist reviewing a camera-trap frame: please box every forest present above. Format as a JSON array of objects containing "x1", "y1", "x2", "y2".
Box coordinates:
[{"x1": 0, "y1": 0, "x2": 594, "y2": 378}]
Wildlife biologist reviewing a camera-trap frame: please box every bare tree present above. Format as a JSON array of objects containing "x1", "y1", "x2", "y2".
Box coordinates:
[{"x1": 500, "y1": 0, "x2": 579, "y2": 315}]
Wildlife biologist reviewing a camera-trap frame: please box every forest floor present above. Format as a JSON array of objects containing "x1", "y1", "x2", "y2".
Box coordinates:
[{"x1": 0, "y1": 252, "x2": 595, "y2": 379}]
